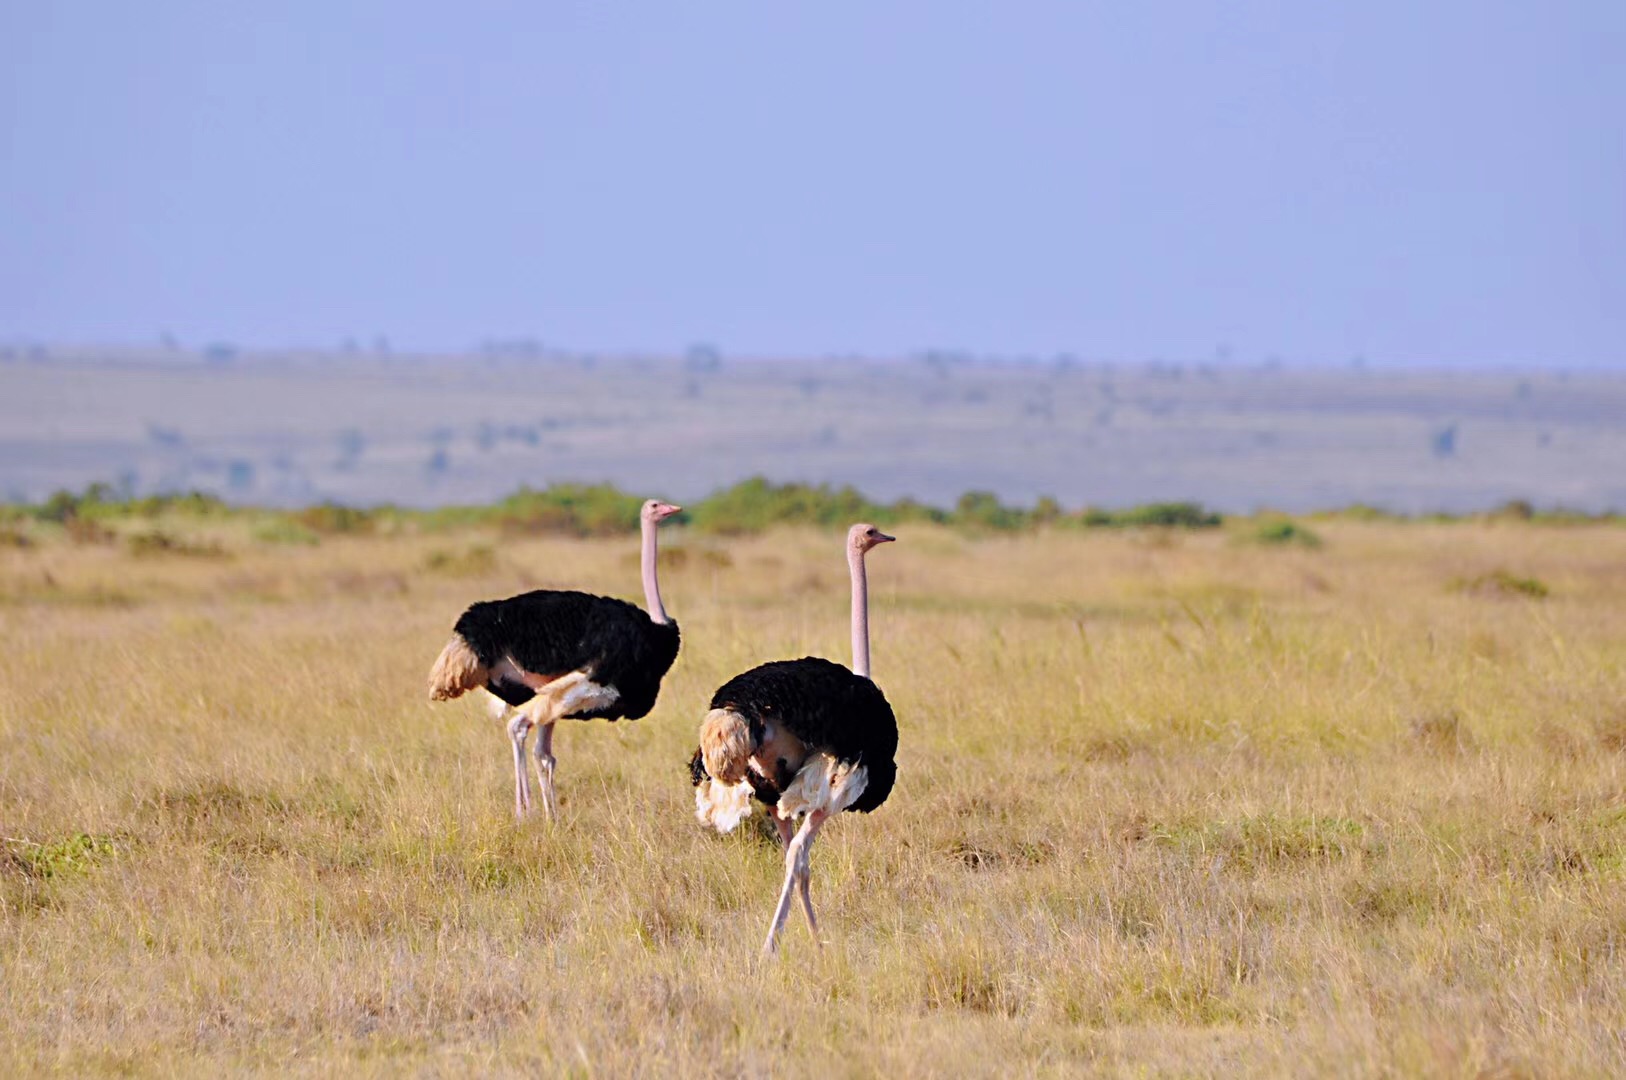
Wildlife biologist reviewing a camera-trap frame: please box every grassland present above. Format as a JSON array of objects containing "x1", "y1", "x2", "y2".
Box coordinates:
[{"x1": 3, "y1": 517, "x2": 1625, "y2": 1076}]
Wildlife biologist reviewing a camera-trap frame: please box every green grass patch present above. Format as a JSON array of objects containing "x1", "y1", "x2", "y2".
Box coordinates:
[
  {"x1": 252, "y1": 518, "x2": 321, "y2": 545},
  {"x1": 125, "y1": 530, "x2": 230, "y2": 558},
  {"x1": 2, "y1": 833, "x2": 118, "y2": 880}
]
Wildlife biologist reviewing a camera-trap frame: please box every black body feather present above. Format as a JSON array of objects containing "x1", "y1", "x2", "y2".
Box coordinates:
[
  {"x1": 700, "y1": 657, "x2": 898, "y2": 814},
  {"x1": 452, "y1": 590, "x2": 680, "y2": 721}
]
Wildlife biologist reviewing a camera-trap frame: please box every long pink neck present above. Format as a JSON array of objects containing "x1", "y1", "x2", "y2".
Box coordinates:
[
  {"x1": 849, "y1": 546, "x2": 871, "y2": 679},
  {"x1": 642, "y1": 517, "x2": 669, "y2": 624}
]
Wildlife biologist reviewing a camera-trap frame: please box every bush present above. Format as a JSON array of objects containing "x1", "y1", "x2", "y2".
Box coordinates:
[
  {"x1": 954, "y1": 491, "x2": 1026, "y2": 531},
  {"x1": 1077, "y1": 507, "x2": 1114, "y2": 528},
  {"x1": 1072, "y1": 502, "x2": 1223, "y2": 530},
  {"x1": 121, "y1": 491, "x2": 228, "y2": 519},
  {"x1": 297, "y1": 503, "x2": 375, "y2": 535},
  {"x1": 1113, "y1": 502, "x2": 1222, "y2": 529},
  {"x1": 31, "y1": 486, "x2": 229, "y2": 524},
  {"x1": 491, "y1": 484, "x2": 645, "y2": 537},
  {"x1": 688, "y1": 477, "x2": 883, "y2": 535},
  {"x1": 34, "y1": 489, "x2": 83, "y2": 524},
  {"x1": 1489, "y1": 499, "x2": 1535, "y2": 522},
  {"x1": 1250, "y1": 519, "x2": 1322, "y2": 548}
]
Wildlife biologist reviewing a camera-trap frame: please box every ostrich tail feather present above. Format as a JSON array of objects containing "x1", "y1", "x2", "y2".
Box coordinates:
[
  {"x1": 698, "y1": 708, "x2": 753, "y2": 784},
  {"x1": 427, "y1": 635, "x2": 486, "y2": 701},
  {"x1": 694, "y1": 778, "x2": 754, "y2": 833}
]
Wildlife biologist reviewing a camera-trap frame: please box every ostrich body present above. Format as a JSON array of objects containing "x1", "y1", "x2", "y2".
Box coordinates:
[
  {"x1": 690, "y1": 523, "x2": 897, "y2": 953},
  {"x1": 428, "y1": 499, "x2": 682, "y2": 818}
]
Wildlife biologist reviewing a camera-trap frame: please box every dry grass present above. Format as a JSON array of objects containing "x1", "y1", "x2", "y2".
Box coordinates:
[{"x1": 3, "y1": 521, "x2": 1625, "y2": 1076}]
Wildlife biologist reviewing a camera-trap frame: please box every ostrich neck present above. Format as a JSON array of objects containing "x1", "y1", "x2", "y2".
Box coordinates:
[
  {"x1": 849, "y1": 547, "x2": 871, "y2": 679},
  {"x1": 642, "y1": 518, "x2": 669, "y2": 624}
]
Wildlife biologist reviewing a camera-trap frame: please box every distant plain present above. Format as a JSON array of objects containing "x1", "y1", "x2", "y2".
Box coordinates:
[{"x1": 4, "y1": 349, "x2": 1623, "y2": 513}]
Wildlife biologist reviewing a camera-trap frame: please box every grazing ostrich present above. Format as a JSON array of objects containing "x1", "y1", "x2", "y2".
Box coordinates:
[
  {"x1": 428, "y1": 499, "x2": 683, "y2": 818},
  {"x1": 690, "y1": 523, "x2": 898, "y2": 954}
]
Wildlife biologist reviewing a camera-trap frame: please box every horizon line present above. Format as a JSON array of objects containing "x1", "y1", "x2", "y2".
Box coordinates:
[{"x1": 2, "y1": 339, "x2": 1619, "y2": 377}]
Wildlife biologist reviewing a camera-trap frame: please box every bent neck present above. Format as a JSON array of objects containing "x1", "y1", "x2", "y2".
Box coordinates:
[
  {"x1": 849, "y1": 546, "x2": 871, "y2": 679},
  {"x1": 642, "y1": 518, "x2": 669, "y2": 624}
]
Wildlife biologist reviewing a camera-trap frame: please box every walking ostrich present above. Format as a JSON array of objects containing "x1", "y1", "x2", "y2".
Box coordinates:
[
  {"x1": 690, "y1": 523, "x2": 898, "y2": 954},
  {"x1": 428, "y1": 498, "x2": 683, "y2": 819}
]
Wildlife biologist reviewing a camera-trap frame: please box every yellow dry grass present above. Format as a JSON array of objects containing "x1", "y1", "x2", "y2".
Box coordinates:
[{"x1": 3, "y1": 521, "x2": 1625, "y2": 1076}]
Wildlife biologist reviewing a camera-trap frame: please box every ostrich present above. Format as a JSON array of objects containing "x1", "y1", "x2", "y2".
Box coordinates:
[
  {"x1": 428, "y1": 498, "x2": 683, "y2": 818},
  {"x1": 690, "y1": 523, "x2": 898, "y2": 954}
]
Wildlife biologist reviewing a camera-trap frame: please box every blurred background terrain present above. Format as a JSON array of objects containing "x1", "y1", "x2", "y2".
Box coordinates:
[{"x1": 4, "y1": 348, "x2": 1622, "y2": 513}]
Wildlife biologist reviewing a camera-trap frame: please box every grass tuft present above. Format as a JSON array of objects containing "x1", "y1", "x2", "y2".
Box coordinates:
[
  {"x1": 1452, "y1": 568, "x2": 1550, "y2": 599},
  {"x1": 422, "y1": 545, "x2": 498, "y2": 576},
  {"x1": 125, "y1": 530, "x2": 229, "y2": 558},
  {"x1": 1410, "y1": 710, "x2": 1474, "y2": 753}
]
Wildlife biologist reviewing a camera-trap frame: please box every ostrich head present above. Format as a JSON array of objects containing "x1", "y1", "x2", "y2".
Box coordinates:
[
  {"x1": 642, "y1": 499, "x2": 683, "y2": 524},
  {"x1": 847, "y1": 523, "x2": 896, "y2": 555}
]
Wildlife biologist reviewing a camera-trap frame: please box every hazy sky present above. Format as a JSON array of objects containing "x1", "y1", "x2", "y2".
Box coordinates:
[{"x1": 3, "y1": 2, "x2": 1622, "y2": 368}]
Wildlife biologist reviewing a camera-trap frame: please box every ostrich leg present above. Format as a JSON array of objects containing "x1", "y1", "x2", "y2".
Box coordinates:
[
  {"x1": 506, "y1": 712, "x2": 534, "y2": 817},
  {"x1": 769, "y1": 809, "x2": 817, "y2": 933},
  {"x1": 531, "y1": 721, "x2": 558, "y2": 820},
  {"x1": 797, "y1": 866, "x2": 818, "y2": 936},
  {"x1": 762, "y1": 809, "x2": 831, "y2": 955}
]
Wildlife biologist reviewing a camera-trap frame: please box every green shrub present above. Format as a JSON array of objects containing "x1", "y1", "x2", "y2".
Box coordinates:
[
  {"x1": 1072, "y1": 502, "x2": 1223, "y2": 530},
  {"x1": 1113, "y1": 502, "x2": 1222, "y2": 529},
  {"x1": 491, "y1": 484, "x2": 645, "y2": 537},
  {"x1": 1251, "y1": 519, "x2": 1322, "y2": 547},
  {"x1": 34, "y1": 489, "x2": 83, "y2": 524},
  {"x1": 954, "y1": 491, "x2": 1026, "y2": 531},
  {"x1": 121, "y1": 491, "x2": 229, "y2": 519},
  {"x1": 688, "y1": 477, "x2": 883, "y2": 534},
  {"x1": 30, "y1": 485, "x2": 228, "y2": 524},
  {"x1": 1078, "y1": 507, "x2": 1115, "y2": 528},
  {"x1": 296, "y1": 503, "x2": 375, "y2": 535}
]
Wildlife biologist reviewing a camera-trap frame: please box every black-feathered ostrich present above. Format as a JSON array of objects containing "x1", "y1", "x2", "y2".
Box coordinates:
[
  {"x1": 690, "y1": 523, "x2": 898, "y2": 953},
  {"x1": 428, "y1": 499, "x2": 683, "y2": 818}
]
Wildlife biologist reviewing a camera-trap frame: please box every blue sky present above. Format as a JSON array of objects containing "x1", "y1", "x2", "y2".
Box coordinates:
[{"x1": 2, "y1": 2, "x2": 1622, "y2": 368}]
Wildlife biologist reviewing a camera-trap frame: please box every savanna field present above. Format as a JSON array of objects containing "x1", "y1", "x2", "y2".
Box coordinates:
[{"x1": 3, "y1": 511, "x2": 1625, "y2": 1076}]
